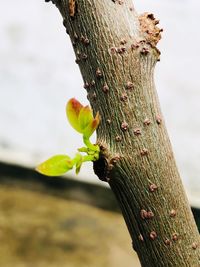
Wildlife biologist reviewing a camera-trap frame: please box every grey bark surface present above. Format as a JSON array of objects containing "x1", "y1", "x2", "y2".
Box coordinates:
[{"x1": 46, "y1": 0, "x2": 200, "y2": 266}]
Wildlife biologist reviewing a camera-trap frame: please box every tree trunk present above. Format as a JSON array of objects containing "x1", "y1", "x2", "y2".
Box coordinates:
[{"x1": 45, "y1": 0, "x2": 200, "y2": 266}]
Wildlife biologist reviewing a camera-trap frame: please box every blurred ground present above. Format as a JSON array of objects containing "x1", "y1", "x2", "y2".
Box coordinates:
[
  {"x1": 0, "y1": 162, "x2": 199, "y2": 266},
  {"x1": 0, "y1": 182, "x2": 140, "y2": 267}
]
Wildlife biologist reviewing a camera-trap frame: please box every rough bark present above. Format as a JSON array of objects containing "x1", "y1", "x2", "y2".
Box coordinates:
[{"x1": 45, "y1": 0, "x2": 200, "y2": 266}]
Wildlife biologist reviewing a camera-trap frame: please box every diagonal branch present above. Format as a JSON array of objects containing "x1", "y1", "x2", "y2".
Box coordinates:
[{"x1": 45, "y1": 0, "x2": 200, "y2": 266}]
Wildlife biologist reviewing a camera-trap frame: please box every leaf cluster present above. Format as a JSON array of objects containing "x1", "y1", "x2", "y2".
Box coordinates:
[{"x1": 36, "y1": 98, "x2": 100, "y2": 176}]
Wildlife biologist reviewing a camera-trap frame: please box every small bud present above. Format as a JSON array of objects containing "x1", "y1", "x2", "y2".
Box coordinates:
[
  {"x1": 156, "y1": 115, "x2": 162, "y2": 125},
  {"x1": 110, "y1": 155, "x2": 120, "y2": 165},
  {"x1": 147, "y1": 211, "x2": 154, "y2": 219},
  {"x1": 164, "y1": 239, "x2": 171, "y2": 246},
  {"x1": 140, "y1": 148, "x2": 148, "y2": 156},
  {"x1": 149, "y1": 184, "x2": 158, "y2": 192},
  {"x1": 140, "y1": 47, "x2": 149, "y2": 55},
  {"x1": 83, "y1": 82, "x2": 90, "y2": 89},
  {"x1": 92, "y1": 92, "x2": 97, "y2": 101},
  {"x1": 125, "y1": 81, "x2": 134, "y2": 90},
  {"x1": 140, "y1": 209, "x2": 148, "y2": 219},
  {"x1": 118, "y1": 0, "x2": 124, "y2": 5},
  {"x1": 110, "y1": 47, "x2": 117, "y2": 54},
  {"x1": 115, "y1": 135, "x2": 122, "y2": 142},
  {"x1": 170, "y1": 209, "x2": 176, "y2": 218},
  {"x1": 81, "y1": 53, "x2": 88, "y2": 60},
  {"x1": 102, "y1": 84, "x2": 109, "y2": 93},
  {"x1": 131, "y1": 43, "x2": 139, "y2": 50},
  {"x1": 192, "y1": 242, "x2": 198, "y2": 250},
  {"x1": 120, "y1": 93, "x2": 128, "y2": 101},
  {"x1": 84, "y1": 38, "x2": 90, "y2": 45},
  {"x1": 149, "y1": 231, "x2": 157, "y2": 240},
  {"x1": 147, "y1": 13, "x2": 155, "y2": 20},
  {"x1": 134, "y1": 128, "x2": 141, "y2": 135},
  {"x1": 120, "y1": 39, "x2": 127, "y2": 45},
  {"x1": 172, "y1": 233, "x2": 179, "y2": 241},
  {"x1": 81, "y1": 36, "x2": 90, "y2": 45},
  {"x1": 96, "y1": 68, "x2": 103, "y2": 78},
  {"x1": 121, "y1": 122, "x2": 129, "y2": 131},
  {"x1": 66, "y1": 98, "x2": 100, "y2": 138},
  {"x1": 90, "y1": 80, "x2": 95, "y2": 87},
  {"x1": 117, "y1": 47, "x2": 126, "y2": 54},
  {"x1": 144, "y1": 118, "x2": 151, "y2": 126}
]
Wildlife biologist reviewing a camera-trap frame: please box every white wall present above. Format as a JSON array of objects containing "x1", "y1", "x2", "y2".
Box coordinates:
[{"x1": 0, "y1": 1, "x2": 200, "y2": 206}]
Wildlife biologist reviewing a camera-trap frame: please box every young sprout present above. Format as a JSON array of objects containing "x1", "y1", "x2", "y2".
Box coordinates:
[{"x1": 36, "y1": 98, "x2": 100, "y2": 176}]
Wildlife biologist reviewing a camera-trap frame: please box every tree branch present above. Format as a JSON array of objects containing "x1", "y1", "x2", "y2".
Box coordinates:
[{"x1": 45, "y1": 0, "x2": 200, "y2": 266}]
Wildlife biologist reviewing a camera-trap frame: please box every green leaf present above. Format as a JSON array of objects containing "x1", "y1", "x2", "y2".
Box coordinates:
[
  {"x1": 78, "y1": 147, "x2": 88, "y2": 153},
  {"x1": 78, "y1": 105, "x2": 93, "y2": 131},
  {"x1": 66, "y1": 98, "x2": 100, "y2": 138},
  {"x1": 37, "y1": 98, "x2": 100, "y2": 178},
  {"x1": 74, "y1": 153, "x2": 83, "y2": 174},
  {"x1": 83, "y1": 112, "x2": 100, "y2": 138},
  {"x1": 66, "y1": 98, "x2": 83, "y2": 133},
  {"x1": 36, "y1": 155, "x2": 73, "y2": 176}
]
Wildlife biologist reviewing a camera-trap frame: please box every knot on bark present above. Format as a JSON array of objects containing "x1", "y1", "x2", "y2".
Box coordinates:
[
  {"x1": 139, "y1": 13, "x2": 162, "y2": 47},
  {"x1": 93, "y1": 144, "x2": 121, "y2": 182},
  {"x1": 93, "y1": 156, "x2": 109, "y2": 182}
]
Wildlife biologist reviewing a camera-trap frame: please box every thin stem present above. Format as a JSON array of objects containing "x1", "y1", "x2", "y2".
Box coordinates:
[{"x1": 83, "y1": 135, "x2": 100, "y2": 153}]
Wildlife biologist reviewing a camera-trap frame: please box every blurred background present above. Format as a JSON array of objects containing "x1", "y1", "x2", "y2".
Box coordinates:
[{"x1": 0, "y1": 1, "x2": 200, "y2": 266}]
